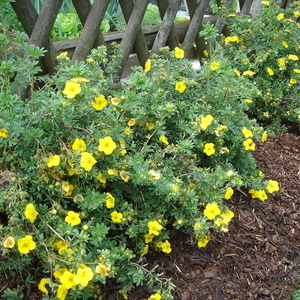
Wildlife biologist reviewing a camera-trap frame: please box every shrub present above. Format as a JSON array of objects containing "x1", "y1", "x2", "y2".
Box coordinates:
[
  {"x1": 221, "y1": 0, "x2": 300, "y2": 131},
  {"x1": 1, "y1": 4, "x2": 280, "y2": 300}
]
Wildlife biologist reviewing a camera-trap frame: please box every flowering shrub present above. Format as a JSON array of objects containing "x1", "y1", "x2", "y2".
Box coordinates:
[
  {"x1": 1, "y1": 4, "x2": 280, "y2": 299},
  {"x1": 221, "y1": 0, "x2": 300, "y2": 130}
]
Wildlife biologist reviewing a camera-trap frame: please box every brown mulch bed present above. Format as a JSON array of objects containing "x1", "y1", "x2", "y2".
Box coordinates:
[{"x1": 1, "y1": 131, "x2": 300, "y2": 299}]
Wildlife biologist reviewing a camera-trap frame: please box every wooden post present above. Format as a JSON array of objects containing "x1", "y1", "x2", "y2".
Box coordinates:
[
  {"x1": 71, "y1": 0, "x2": 104, "y2": 48},
  {"x1": 184, "y1": 0, "x2": 210, "y2": 57},
  {"x1": 119, "y1": 0, "x2": 149, "y2": 67},
  {"x1": 11, "y1": 0, "x2": 60, "y2": 74},
  {"x1": 151, "y1": 0, "x2": 181, "y2": 54},
  {"x1": 118, "y1": 0, "x2": 149, "y2": 77},
  {"x1": 72, "y1": 0, "x2": 110, "y2": 61}
]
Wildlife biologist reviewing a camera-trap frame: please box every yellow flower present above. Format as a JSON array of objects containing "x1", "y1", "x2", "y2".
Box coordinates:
[
  {"x1": 203, "y1": 50, "x2": 209, "y2": 57},
  {"x1": 249, "y1": 189, "x2": 268, "y2": 201},
  {"x1": 266, "y1": 67, "x2": 274, "y2": 76},
  {"x1": 233, "y1": 69, "x2": 241, "y2": 77},
  {"x1": 80, "y1": 152, "x2": 97, "y2": 171},
  {"x1": 96, "y1": 172, "x2": 106, "y2": 184},
  {"x1": 261, "y1": 131, "x2": 268, "y2": 142},
  {"x1": 261, "y1": 1, "x2": 270, "y2": 5},
  {"x1": 148, "y1": 220, "x2": 163, "y2": 236},
  {"x1": 3, "y1": 236, "x2": 15, "y2": 248},
  {"x1": 54, "y1": 268, "x2": 68, "y2": 279},
  {"x1": 204, "y1": 203, "x2": 221, "y2": 220},
  {"x1": 61, "y1": 181, "x2": 75, "y2": 196},
  {"x1": 76, "y1": 265, "x2": 94, "y2": 287},
  {"x1": 91, "y1": 94, "x2": 108, "y2": 111},
  {"x1": 290, "y1": 78, "x2": 297, "y2": 84},
  {"x1": 17, "y1": 235, "x2": 36, "y2": 254},
  {"x1": 38, "y1": 278, "x2": 50, "y2": 294},
  {"x1": 0, "y1": 128, "x2": 8, "y2": 138},
  {"x1": 65, "y1": 211, "x2": 81, "y2": 226},
  {"x1": 244, "y1": 98, "x2": 253, "y2": 103},
  {"x1": 160, "y1": 240, "x2": 172, "y2": 253},
  {"x1": 194, "y1": 222, "x2": 202, "y2": 230},
  {"x1": 60, "y1": 271, "x2": 79, "y2": 289},
  {"x1": 56, "y1": 285, "x2": 68, "y2": 300},
  {"x1": 278, "y1": 57, "x2": 286, "y2": 67},
  {"x1": 242, "y1": 127, "x2": 253, "y2": 138},
  {"x1": 203, "y1": 143, "x2": 215, "y2": 156},
  {"x1": 86, "y1": 58, "x2": 94, "y2": 63},
  {"x1": 24, "y1": 203, "x2": 38, "y2": 223},
  {"x1": 107, "y1": 169, "x2": 118, "y2": 175},
  {"x1": 106, "y1": 192, "x2": 115, "y2": 209},
  {"x1": 146, "y1": 122, "x2": 155, "y2": 130},
  {"x1": 120, "y1": 170, "x2": 130, "y2": 182},
  {"x1": 141, "y1": 244, "x2": 149, "y2": 256},
  {"x1": 148, "y1": 293, "x2": 162, "y2": 300},
  {"x1": 159, "y1": 135, "x2": 169, "y2": 145},
  {"x1": 148, "y1": 170, "x2": 161, "y2": 180},
  {"x1": 95, "y1": 263, "x2": 111, "y2": 277},
  {"x1": 200, "y1": 114, "x2": 214, "y2": 129},
  {"x1": 294, "y1": 10, "x2": 300, "y2": 17},
  {"x1": 224, "y1": 187, "x2": 234, "y2": 199},
  {"x1": 197, "y1": 238, "x2": 210, "y2": 247},
  {"x1": 210, "y1": 61, "x2": 220, "y2": 70},
  {"x1": 127, "y1": 118, "x2": 136, "y2": 126},
  {"x1": 124, "y1": 127, "x2": 132, "y2": 134},
  {"x1": 243, "y1": 139, "x2": 256, "y2": 151},
  {"x1": 175, "y1": 81, "x2": 187, "y2": 93},
  {"x1": 71, "y1": 77, "x2": 89, "y2": 83},
  {"x1": 224, "y1": 36, "x2": 241, "y2": 43},
  {"x1": 266, "y1": 180, "x2": 279, "y2": 193},
  {"x1": 293, "y1": 69, "x2": 300, "y2": 73},
  {"x1": 174, "y1": 47, "x2": 184, "y2": 58},
  {"x1": 47, "y1": 154, "x2": 60, "y2": 168},
  {"x1": 227, "y1": 170, "x2": 234, "y2": 177},
  {"x1": 57, "y1": 51, "x2": 68, "y2": 58},
  {"x1": 72, "y1": 138, "x2": 86, "y2": 152},
  {"x1": 288, "y1": 54, "x2": 299, "y2": 61},
  {"x1": 145, "y1": 59, "x2": 152, "y2": 72},
  {"x1": 242, "y1": 70, "x2": 256, "y2": 76},
  {"x1": 111, "y1": 97, "x2": 121, "y2": 106},
  {"x1": 282, "y1": 41, "x2": 289, "y2": 48},
  {"x1": 63, "y1": 81, "x2": 81, "y2": 99},
  {"x1": 220, "y1": 209, "x2": 235, "y2": 223},
  {"x1": 98, "y1": 136, "x2": 117, "y2": 155},
  {"x1": 111, "y1": 211, "x2": 123, "y2": 223},
  {"x1": 144, "y1": 233, "x2": 154, "y2": 243},
  {"x1": 277, "y1": 13, "x2": 284, "y2": 20}
]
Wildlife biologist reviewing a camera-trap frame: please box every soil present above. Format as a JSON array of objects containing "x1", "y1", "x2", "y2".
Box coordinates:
[{"x1": 1, "y1": 131, "x2": 300, "y2": 300}]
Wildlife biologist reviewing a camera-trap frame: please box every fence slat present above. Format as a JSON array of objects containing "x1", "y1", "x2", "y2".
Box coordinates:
[
  {"x1": 72, "y1": 0, "x2": 104, "y2": 48},
  {"x1": 184, "y1": 0, "x2": 209, "y2": 57},
  {"x1": 118, "y1": 0, "x2": 149, "y2": 76},
  {"x1": 155, "y1": 0, "x2": 180, "y2": 51},
  {"x1": 151, "y1": 0, "x2": 181, "y2": 54},
  {"x1": 119, "y1": 0, "x2": 149, "y2": 67},
  {"x1": 10, "y1": 0, "x2": 58, "y2": 74},
  {"x1": 72, "y1": 0, "x2": 110, "y2": 61}
]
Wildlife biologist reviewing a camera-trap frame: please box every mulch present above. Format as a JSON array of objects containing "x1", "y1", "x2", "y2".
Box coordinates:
[{"x1": 1, "y1": 131, "x2": 300, "y2": 300}]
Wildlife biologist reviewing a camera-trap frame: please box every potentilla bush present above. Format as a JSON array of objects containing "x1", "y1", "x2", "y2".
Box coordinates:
[
  {"x1": 220, "y1": 0, "x2": 300, "y2": 131},
  {"x1": 1, "y1": 24, "x2": 279, "y2": 300}
]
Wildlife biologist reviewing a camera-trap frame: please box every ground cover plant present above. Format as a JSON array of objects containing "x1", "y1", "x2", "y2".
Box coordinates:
[{"x1": 0, "y1": 0, "x2": 298, "y2": 299}]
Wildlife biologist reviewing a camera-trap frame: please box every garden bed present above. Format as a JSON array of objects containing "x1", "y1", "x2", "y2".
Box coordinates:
[{"x1": 1, "y1": 131, "x2": 299, "y2": 300}]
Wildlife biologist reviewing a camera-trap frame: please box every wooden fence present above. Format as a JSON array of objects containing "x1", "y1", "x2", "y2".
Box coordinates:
[{"x1": 10, "y1": 0, "x2": 294, "y2": 77}]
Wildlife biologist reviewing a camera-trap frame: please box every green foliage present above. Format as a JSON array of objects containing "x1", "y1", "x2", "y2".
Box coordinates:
[
  {"x1": 221, "y1": 1, "x2": 300, "y2": 131},
  {"x1": 0, "y1": 3, "x2": 283, "y2": 300}
]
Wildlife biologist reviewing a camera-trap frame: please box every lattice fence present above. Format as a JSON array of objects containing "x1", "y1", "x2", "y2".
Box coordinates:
[{"x1": 10, "y1": 0, "x2": 293, "y2": 77}]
